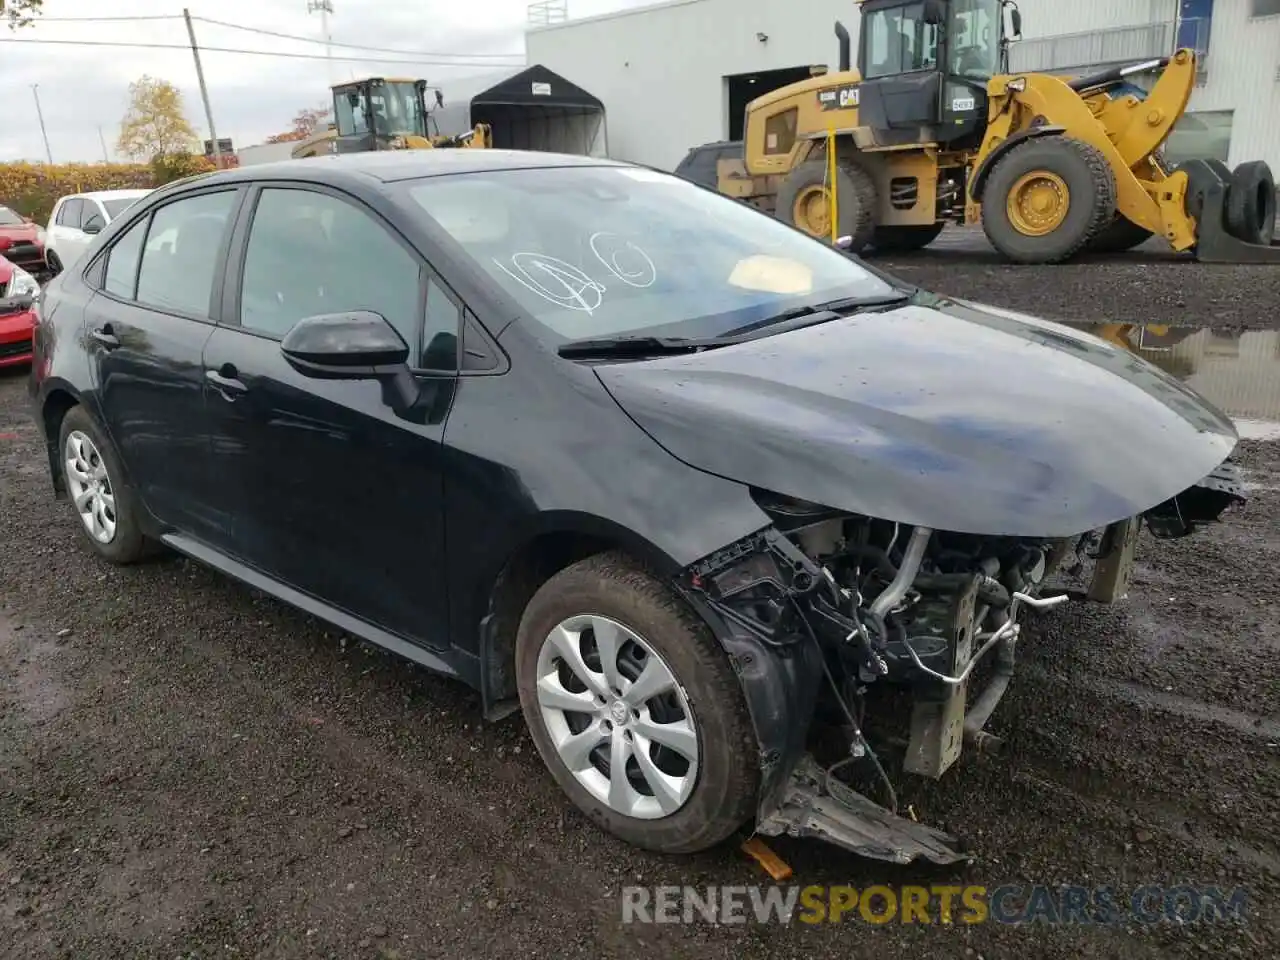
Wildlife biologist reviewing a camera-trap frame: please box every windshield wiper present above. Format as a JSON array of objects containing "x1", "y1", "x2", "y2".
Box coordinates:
[
  {"x1": 557, "y1": 292, "x2": 916, "y2": 360},
  {"x1": 720, "y1": 292, "x2": 914, "y2": 338},
  {"x1": 557, "y1": 335, "x2": 732, "y2": 359}
]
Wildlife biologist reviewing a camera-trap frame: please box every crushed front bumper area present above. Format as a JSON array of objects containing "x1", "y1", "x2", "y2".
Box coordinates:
[
  {"x1": 757, "y1": 756, "x2": 969, "y2": 866},
  {"x1": 678, "y1": 465, "x2": 1247, "y2": 866}
]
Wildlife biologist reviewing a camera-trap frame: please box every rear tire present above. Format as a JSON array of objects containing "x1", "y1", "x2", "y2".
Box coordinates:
[
  {"x1": 45, "y1": 249, "x2": 62, "y2": 277},
  {"x1": 56, "y1": 405, "x2": 149, "y2": 565},
  {"x1": 870, "y1": 222, "x2": 945, "y2": 254},
  {"x1": 775, "y1": 157, "x2": 878, "y2": 253},
  {"x1": 981, "y1": 135, "x2": 1116, "y2": 264},
  {"x1": 515, "y1": 551, "x2": 759, "y2": 854},
  {"x1": 1225, "y1": 160, "x2": 1277, "y2": 246},
  {"x1": 1088, "y1": 216, "x2": 1152, "y2": 253}
]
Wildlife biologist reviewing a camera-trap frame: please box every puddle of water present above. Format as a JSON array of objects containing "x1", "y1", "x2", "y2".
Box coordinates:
[{"x1": 1062, "y1": 323, "x2": 1280, "y2": 440}]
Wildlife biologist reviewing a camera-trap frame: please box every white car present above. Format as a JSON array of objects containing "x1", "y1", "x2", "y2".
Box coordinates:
[{"x1": 45, "y1": 189, "x2": 154, "y2": 274}]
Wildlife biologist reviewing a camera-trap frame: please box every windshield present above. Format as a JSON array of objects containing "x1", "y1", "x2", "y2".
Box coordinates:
[
  {"x1": 0, "y1": 206, "x2": 24, "y2": 226},
  {"x1": 950, "y1": 0, "x2": 1003, "y2": 79},
  {"x1": 402, "y1": 166, "x2": 899, "y2": 344},
  {"x1": 103, "y1": 197, "x2": 142, "y2": 219},
  {"x1": 370, "y1": 82, "x2": 426, "y2": 138}
]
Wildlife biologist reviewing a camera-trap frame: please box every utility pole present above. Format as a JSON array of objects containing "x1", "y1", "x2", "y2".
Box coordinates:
[
  {"x1": 182, "y1": 8, "x2": 224, "y2": 168},
  {"x1": 307, "y1": 0, "x2": 336, "y2": 86},
  {"x1": 97, "y1": 125, "x2": 110, "y2": 163},
  {"x1": 30, "y1": 84, "x2": 52, "y2": 164}
]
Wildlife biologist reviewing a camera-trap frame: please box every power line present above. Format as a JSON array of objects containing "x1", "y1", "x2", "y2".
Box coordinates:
[
  {"x1": 11, "y1": 13, "x2": 523, "y2": 62},
  {"x1": 0, "y1": 36, "x2": 526, "y2": 67},
  {"x1": 18, "y1": 15, "x2": 184, "y2": 22},
  {"x1": 193, "y1": 16, "x2": 522, "y2": 60}
]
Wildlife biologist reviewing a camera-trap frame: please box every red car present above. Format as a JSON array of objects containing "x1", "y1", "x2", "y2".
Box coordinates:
[
  {"x1": 0, "y1": 254, "x2": 39, "y2": 369},
  {"x1": 0, "y1": 204, "x2": 45, "y2": 274}
]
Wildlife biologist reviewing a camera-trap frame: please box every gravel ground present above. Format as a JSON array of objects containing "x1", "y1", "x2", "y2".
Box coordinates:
[
  {"x1": 871, "y1": 228, "x2": 1280, "y2": 332},
  {"x1": 2, "y1": 249, "x2": 1279, "y2": 959}
]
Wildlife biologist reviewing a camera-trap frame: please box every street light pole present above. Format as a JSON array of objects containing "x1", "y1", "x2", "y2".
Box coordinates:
[
  {"x1": 182, "y1": 8, "x2": 224, "y2": 168},
  {"x1": 30, "y1": 84, "x2": 53, "y2": 164}
]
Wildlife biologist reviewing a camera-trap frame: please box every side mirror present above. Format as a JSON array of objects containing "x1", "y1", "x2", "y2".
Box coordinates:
[
  {"x1": 82, "y1": 216, "x2": 105, "y2": 235},
  {"x1": 281, "y1": 310, "x2": 409, "y2": 373},
  {"x1": 281, "y1": 310, "x2": 420, "y2": 411},
  {"x1": 1010, "y1": 8, "x2": 1023, "y2": 40},
  {"x1": 922, "y1": 0, "x2": 946, "y2": 25}
]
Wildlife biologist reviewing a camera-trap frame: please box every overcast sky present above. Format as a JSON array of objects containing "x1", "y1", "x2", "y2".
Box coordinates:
[{"x1": 0, "y1": 0, "x2": 648, "y2": 163}]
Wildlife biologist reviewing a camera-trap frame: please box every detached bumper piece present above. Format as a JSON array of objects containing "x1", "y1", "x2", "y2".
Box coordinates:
[
  {"x1": 756, "y1": 756, "x2": 970, "y2": 866},
  {"x1": 1144, "y1": 460, "x2": 1248, "y2": 538}
]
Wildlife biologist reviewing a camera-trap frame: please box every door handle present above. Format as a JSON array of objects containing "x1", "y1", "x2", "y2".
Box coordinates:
[
  {"x1": 90, "y1": 326, "x2": 120, "y2": 349},
  {"x1": 206, "y1": 367, "x2": 248, "y2": 400}
]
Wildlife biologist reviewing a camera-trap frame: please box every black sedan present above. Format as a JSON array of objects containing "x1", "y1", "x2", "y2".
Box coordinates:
[{"x1": 28, "y1": 149, "x2": 1244, "y2": 864}]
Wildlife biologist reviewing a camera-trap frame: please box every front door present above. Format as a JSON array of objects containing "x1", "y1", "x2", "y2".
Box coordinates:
[
  {"x1": 85, "y1": 187, "x2": 241, "y2": 540},
  {"x1": 201, "y1": 183, "x2": 463, "y2": 650}
]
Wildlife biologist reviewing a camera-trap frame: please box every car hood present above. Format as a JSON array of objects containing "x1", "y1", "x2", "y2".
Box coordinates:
[
  {"x1": 593, "y1": 295, "x2": 1238, "y2": 538},
  {"x1": 0, "y1": 224, "x2": 38, "y2": 242}
]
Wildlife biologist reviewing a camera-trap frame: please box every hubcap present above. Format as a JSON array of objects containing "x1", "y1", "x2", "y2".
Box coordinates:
[
  {"x1": 64, "y1": 430, "x2": 116, "y2": 544},
  {"x1": 1007, "y1": 170, "x2": 1071, "y2": 237},
  {"x1": 793, "y1": 184, "x2": 832, "y2": 237},
  {"x1": 534, "y1": 614, "x2": 700, "y2": 820}
]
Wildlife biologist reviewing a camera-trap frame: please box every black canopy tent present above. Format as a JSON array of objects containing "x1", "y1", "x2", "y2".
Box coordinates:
[{"x1": 430, "y1": 64, "x2": 608, "y2": 156}]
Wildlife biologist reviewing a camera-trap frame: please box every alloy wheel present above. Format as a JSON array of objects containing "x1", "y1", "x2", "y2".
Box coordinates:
[
  {"x1": 534, "y1": 614, "x2": 700, "y2": 819},
  {"x1": 64, "y1": 430, "x2": 117, "y2": 544}
]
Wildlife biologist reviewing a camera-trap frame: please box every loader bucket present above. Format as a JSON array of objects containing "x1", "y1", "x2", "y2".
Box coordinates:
[{"x1": 1182, "y1": 159, "x2": 1280, "y2": 264}]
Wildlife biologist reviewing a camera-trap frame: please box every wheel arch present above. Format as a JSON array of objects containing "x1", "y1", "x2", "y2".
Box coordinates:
[
  {"x1": 473, "y1": 511, "x2": 684, "y2": 721},
  {"x1": 40, "y1": 383, "x2": 81, "y2": 498},
  {"x1": 969, "y1": 124, "x2": 1068, "y2": 203}
]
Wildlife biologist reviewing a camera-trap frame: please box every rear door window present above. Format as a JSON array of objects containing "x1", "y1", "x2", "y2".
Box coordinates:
[
  {"x1": 103, "y1": 216, "x2": 149, "y2": 299},
  {"x1": 135, "y1": 191, "x2": 237, "y2": 318}
]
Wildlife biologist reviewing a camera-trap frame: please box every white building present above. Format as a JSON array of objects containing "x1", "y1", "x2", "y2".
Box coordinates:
[{"x1": 525, "y1": 0, "x2": 1280, "y2": 174}]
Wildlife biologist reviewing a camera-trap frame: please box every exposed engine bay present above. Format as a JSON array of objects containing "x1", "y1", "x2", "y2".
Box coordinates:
[{"x1": 680, "y1": 471, "x2": 1246, "y2": 865}]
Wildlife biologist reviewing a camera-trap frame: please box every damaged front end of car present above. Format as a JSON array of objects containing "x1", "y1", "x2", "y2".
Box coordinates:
[{"x1": 675, "y1": 470, "x2": 1247, "y2": 866}]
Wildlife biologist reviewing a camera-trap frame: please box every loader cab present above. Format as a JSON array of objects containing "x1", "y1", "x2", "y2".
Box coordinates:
[
  {"x1": 855, "y1": 0, "x2": 1015, "y2": 149},
  {"x1": 330, "y1": 77, "x2": 430, "y2": 154}
]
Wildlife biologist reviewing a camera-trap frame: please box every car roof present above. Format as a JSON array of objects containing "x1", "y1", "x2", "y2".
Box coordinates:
[
  {"x1": 169, "y1": 149, "x2": 630, "y2": 191},
  {"x1": 69, "y1": 189, "x2": 154, "y2": 201}
]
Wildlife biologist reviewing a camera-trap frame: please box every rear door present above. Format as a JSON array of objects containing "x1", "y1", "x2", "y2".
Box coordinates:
[
  {"x1": 199, "y1": 182, "x2": 459, "y2": 648},
  {"x1": 84, "y1": 186, "x2": 243, "y2": 539}
]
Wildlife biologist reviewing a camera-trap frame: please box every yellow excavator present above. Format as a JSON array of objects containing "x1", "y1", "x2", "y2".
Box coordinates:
[
  {"x1": 291, "y1": 77, "x2": 492, "y2": 159},
  {"x1": 716, "y1": 0, "x2": 1280, "y2": 264}
]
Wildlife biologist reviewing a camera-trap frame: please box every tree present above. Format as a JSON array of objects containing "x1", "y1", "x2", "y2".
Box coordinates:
[
  {"x1": 116, "y1": 75, "x2": 199, "y2": 162},
  {"x1": 5, "y1": 0, "x2": 42, "y2": 30},
  {"x1": 265, "y1": 106, "x2": 332, "y2": 144}
]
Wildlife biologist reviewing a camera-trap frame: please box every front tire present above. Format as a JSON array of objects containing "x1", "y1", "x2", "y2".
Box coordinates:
[
  {"x1": 982, "y1": 135, "x2": 1117, "y2": 264},
  {"x1": 775, "y1": 157, "x2": 878, "y2": 253},
  {"x1": 45, "y1": 249, "x2": 62, "y2": 277},
  {"x1": 515, "y1": 552, "x2": 759, "y2": 854},
  {"x1": 57, "y1": 405, "x2": 148, "y2": 564}
]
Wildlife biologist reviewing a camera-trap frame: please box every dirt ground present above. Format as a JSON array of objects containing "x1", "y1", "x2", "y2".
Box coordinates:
[{"x1": 2, "y1": 245, "x2": 1278, "y2": 959}]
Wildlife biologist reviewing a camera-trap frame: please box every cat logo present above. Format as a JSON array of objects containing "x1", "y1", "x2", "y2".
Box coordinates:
[{"x1": 818, "y1": 84, "x2": 861, "y2": 111}]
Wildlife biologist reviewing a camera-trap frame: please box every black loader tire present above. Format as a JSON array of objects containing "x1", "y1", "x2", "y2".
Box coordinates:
[
  {"x1": 1225, "y1": 160, "x2": 1277, "y2": 246},
  {"x1": 1088, "y1": 215, "x2": 1152, "y2": 253},
  {"x1": 981, "y1": 135, "x2": 1117, "y2": 264},
  {"x1": 515, "y1": 551, "x2": 759, "y2": 855},
  {"x1": 775, "y1": 157, "x2": 878, "y2": 253},
  {"x1": 56, "y1": 404, "x2": 149, "y2": 564},
  {"x1": 870, "y1": 222, "x2": 945, "y2": 254}
]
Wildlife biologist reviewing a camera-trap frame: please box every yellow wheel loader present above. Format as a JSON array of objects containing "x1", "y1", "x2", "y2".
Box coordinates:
[
  {"x1": 291, "y1": 77, "x2": 492, "y2": 159},
  {"x1": 718, "y1": 0, "x2": 1280, "y2": 264}
]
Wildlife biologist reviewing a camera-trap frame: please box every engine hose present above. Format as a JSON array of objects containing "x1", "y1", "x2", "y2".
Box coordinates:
[{"x1": 842, "y1": 545, "x2": 898, "y2": 581}]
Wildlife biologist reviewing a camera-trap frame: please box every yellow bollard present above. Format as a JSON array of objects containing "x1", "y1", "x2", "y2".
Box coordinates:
[{"x1": 826, "y1": 125, "x2": 838, "y2": 245}]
